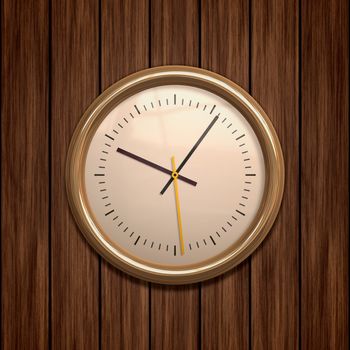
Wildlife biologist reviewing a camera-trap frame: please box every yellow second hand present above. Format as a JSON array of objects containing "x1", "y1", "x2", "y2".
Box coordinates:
[{"x1": 171, "y1": 156, "x2": 185, "y2": 255}]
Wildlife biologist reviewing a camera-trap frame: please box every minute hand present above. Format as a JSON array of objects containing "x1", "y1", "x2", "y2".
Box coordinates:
[{"x1": 160, "y1": 115, "x2": 219, "y2": 195}]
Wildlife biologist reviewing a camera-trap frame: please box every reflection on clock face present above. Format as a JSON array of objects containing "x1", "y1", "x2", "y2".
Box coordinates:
[{"x1": 85, "y1": 85, "x2": 265, "y2": 266}]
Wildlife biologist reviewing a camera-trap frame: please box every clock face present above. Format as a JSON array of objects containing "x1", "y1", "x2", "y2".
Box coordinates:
[
  {"x1": 67, "y1": 66, "x2": 284, "y2": 283},
  {"x1": 85, "y1": 85, "x2": 265, "y2": 266}
]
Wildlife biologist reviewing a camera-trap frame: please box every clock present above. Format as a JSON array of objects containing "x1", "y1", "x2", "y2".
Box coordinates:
[{"x1": 66, "y1": 66, "x2": 284, "y2": 284}]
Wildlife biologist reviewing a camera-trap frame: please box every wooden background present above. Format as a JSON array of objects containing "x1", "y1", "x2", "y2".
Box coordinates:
[{"x1": 1, "y1": 0, "x2": 348, "y2": 349}]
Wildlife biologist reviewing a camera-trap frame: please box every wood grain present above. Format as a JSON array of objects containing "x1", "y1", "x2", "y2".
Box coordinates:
[
  {"x1": 51, "y1": 1, "x2": 99, "y2": 348},
  {"x1": 1, "y1": 0, "x2": 349, "y2": 348},
  {"x1": 150, "y1": 1, "x2": 200, "y2": 349},
  {"x1": 101, "y1": 1, "x2": 149, "y2": 349},
  {"x1": 151, "y1": 0, "x2": 199, "y2": 67},
  {"x1": 1, "y1": 0, "x2": 49, "y2": 348},
  {"x1": 301, "y1": 0, "x2": 349, "y2": 348},
  {"x1": 201, "y1": 1, "x2": 250, "y2": 349},
  {"x1": 251, "y1": 0, "x2": 299, "y2": 348}
]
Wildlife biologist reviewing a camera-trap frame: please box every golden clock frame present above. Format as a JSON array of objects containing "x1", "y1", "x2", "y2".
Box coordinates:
[{"x1": 66, "y1": 66, "x2": 284, "y2": 284}]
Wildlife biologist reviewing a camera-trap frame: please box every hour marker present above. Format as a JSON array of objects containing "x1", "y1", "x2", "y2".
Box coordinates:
[
  {"x1": 236, "y1": 209, "x2": 245, "y2": 216},
  {"x1": 174, "y1": 245, "x2": 176, "y2": 256},
  {"x1": 210, "y1": 236, "x2": 216, "y2": 245},
  {"x1": 246, "y1": 173, "x2": 256, "y2": 176},
  {"x1": 166, "y1": 245, "x2": 169, "y2": 251},
  {"x1": 94, "y1": 174, "x2": 105, "y2": 176},
  {"x1": 210, "y1": 105, "x2": 216, "y2": 114},
  {"x1": 236, "y1": 134, "x2": 245, "y2": 141},
  {"x1": 105, "y1": 209, "x2": 114, "y2": 216},
  {"x1": 174, "y1": 94, "x2": 176, "y2": 105},
  {"x1": 134, "y1": 105, "x2": 141, "y2": 114},
  {"x1": 134, "y1": 236, "x2": 140, "y2": 245},
  {"x1": 105, "y1": 134, "x2": 114, "y2": 141}
]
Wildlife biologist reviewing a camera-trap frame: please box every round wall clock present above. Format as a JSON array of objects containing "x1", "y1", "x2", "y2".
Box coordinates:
[{"x1": 66, "y1": 66, "x2": 284, "y2": 284}]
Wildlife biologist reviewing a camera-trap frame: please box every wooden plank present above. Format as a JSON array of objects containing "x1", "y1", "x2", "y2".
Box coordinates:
[
  {"x1": 100, "y1": 1, "x2": 149, "y2": 349},
  {"x1": 151, "y1": 0, "x2": 198, "y2": 66},
  {"x1": 150, "y1": 1, "x2": 199, "y2": 349},
  {"x1": 201, "y1": 1, "x2": 250, "y2": 349},
  {"x1": 51, "y1": 1, "x2": 99, "y2": 348},
  {"x1": 251, "y1": 0, "x2": 299, "y2": 348},
  {"x1": 301, "y1": 0, "x2": 349, "y2": 348},
  {"x1": 1, "y1": 0, "x2": 49, "y2": 348}
]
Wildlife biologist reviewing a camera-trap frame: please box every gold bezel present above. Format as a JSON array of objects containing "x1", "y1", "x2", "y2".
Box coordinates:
[{"x1": 66, "y1": 66, "x2": 284, "y2": 284}]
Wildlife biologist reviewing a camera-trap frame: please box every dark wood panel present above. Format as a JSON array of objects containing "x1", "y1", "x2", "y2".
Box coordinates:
[
  {"x1": 301, "y1": 0, "x2": 349, "y2": 348},
  {"x1": 251, "y1": 0, "x2": 299, "y2": 348},
  {"x1": 1, "y1": 0, "x2": 49, "y2": 348},
  {"x1": 201, "y1": 1, "x2": 250, "y2": 349},
  {"x1": 100, "y1": 1, "x2": 149, "y2": 349},
  {"x1": 51, "y1": 1, "x2": 99, "y2": 348},
  {"x1": 150, "y1": 1, "x2": 200, "y2": 349},
  {"x1": 151, "y1": 0, "x2": 199, "y2": 67}
]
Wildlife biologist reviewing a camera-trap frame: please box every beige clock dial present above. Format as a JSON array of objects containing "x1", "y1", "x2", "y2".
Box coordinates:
[{"x1": 66, "y1": 66, "x2": 284, "y2": 284}]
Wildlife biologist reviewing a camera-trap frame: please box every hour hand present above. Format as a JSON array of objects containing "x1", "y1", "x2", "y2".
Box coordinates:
[{"x1": 116, "y1": 148, "x2": 197, "y2": 187}]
